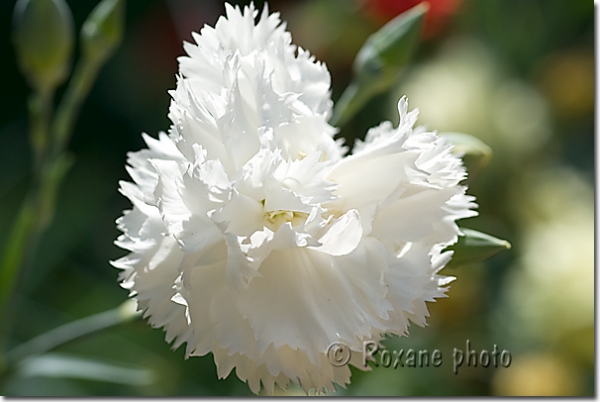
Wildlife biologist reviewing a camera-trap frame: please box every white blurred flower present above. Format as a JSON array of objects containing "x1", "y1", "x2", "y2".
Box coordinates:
[
  {"x1": 113, "y1": 3, "x2": 476, "y2": 394},
  {"x1": 504, "y1": 168, "x2": 594, "y2": 344}
]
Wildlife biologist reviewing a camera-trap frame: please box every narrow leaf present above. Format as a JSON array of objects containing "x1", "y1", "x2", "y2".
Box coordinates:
[
  {"x1": 17, "y1": 352, "x2": 153, "y2": 386},
  {"x1": 446, "y1": 228, "x2": 511, "y2": 268},
  {"x1": 439, "y1": 132, "x2": 492, "y2": 180},
  {"x1": 7, "y1": 299, "x2": 139, "y2": 364}
]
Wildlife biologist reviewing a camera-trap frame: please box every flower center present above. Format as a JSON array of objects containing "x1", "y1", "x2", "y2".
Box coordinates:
[
  {"x1": 264, "y1": 209, "x2": 309, "y2": 231},
  {"x1": 259, "y1": 199, "x2": 310, "y2": 231}
]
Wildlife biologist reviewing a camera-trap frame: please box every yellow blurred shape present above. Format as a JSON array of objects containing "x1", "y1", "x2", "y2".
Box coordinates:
[
  {"x1": 537, "y1": 50, "x2": 594, "y2": 119},
  {"x1": 492, "y1": 353, "x2": 581, "y2": 396}
]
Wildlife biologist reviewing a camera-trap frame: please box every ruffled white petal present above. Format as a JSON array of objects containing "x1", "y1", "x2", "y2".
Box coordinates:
[{"x1": 113, "y1": 4, "x2": 477, "y2": 395}]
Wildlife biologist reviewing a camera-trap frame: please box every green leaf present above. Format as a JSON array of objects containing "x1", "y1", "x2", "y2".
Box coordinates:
[
  {"x1": 17, "y1": 353, "x2": 153, "y2": 386},
  {"x1": 438, "y1": 132, "x2": 492, "y2": 181},
  {"x1": 81, "y1": 0, "x2": 126, "y2": 64},
  {"x1": 446, "y1": 228, "x2": 511, "y2": 268},
  {"x1": 331, "y1": 2, "x2": 427, "y2": 127},
  {"x1": 12, "y1": 0, "x2": 74, "y2": 93}
]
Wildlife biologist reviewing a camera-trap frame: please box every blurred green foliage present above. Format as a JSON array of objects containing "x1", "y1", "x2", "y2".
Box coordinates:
[{"x1": 0, "y1": 0, "x2": 593, "y2": 396}]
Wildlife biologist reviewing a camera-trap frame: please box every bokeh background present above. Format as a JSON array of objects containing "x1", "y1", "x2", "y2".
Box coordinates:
[{"x1": 0, "y1": 0, "x2": 594, "y2": 396}]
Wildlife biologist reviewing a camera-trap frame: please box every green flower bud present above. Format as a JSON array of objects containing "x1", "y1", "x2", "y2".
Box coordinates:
[
  {"x1": 12, "y1": 0, "x2": 74, "y2": 93},
  {"x1": 353, "y1": 2, "x2": 427, "y2": 92},
  {"x1": 331, "y1": 3, "x2": 427, "y2": 127},
  {"x1": 81, "y1": 0, "x2": 125, "y2": 64}
]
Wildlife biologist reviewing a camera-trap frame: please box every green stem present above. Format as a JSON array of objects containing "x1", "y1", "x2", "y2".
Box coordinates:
[
  {"x1": 50, "y1": 58, "x2": 100, "y2": 161},
  {"x1": 0, "y1": 89, "x2": 54, "y2": 359},
  {"x1": 28, "y1": 89, "x2": 53, "y2": 170},
  {"x1": 330, "y1": 82, "x2": 371, "y2": 128},
  {"x1": 5, "y1": 300, "x2": 140, "y2": 365},
  {"x1": 0, "y1": 58, "x2": 100, "y2": 371},
  {"x1": 0, "y1": 199, "x2": 37, "y2": 352}
]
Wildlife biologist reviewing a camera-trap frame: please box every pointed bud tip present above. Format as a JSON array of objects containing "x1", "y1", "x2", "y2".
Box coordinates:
[
  {"x1": 81, "y1": 0, "x2": 126, "y2": 64},
  {"x1": 445, "y1": 228, "x2": 511, "y2": 268}
]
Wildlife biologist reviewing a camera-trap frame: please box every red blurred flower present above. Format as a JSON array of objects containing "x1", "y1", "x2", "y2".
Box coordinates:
[{"x1": 363, "y1": 0, "x2": 463, "y2": 38}]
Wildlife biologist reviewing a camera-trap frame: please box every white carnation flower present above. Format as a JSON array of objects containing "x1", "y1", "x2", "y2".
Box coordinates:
[{"x1": 113, "y1": 3, "x2": 477, "y2": 394}]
